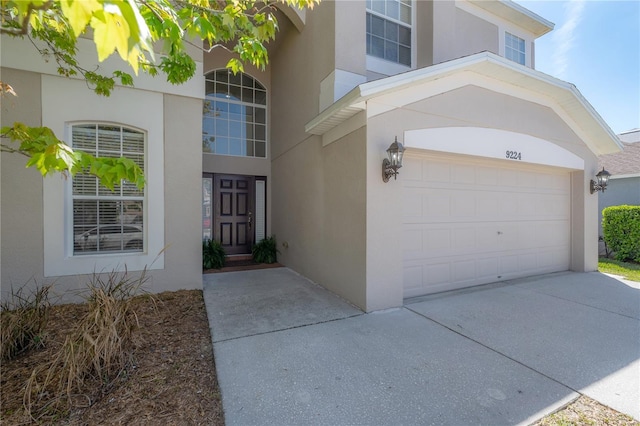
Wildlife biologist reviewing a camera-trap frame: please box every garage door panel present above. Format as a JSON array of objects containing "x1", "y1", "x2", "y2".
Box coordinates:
[
  {"x1": 403, "y1": 193, "x2": 423, "y2": 219},
  {"x1": 403, "y1": 154, "x2": 570, "y2": 298},
  {"x1": 453, "y1": 259, "x2": 476, "y2": 282},
  {"x1": 477, "y1": 257, "x2": 499, "y2": 280},
  {"x1": 425, "y1": 228, "x2": 451, "y2": 252},
  {"x1": 403, "y1": 156, "x2": 424, "y2": 181},
  {"x1": 426, "y1": 161, "x2": 451, "y2": 183},
  {"x1": 476, "y1": 166, "x2": 499, "y2": 184},
  {"x1": 425, "y1": 193, "x2": 451, "y2": 218},
  {"x1": 403, "y1": 265, "x2": 423, "y2": 294},
  {"x1": 452, "y1": 164, "x2": 475, "y2": 184}
]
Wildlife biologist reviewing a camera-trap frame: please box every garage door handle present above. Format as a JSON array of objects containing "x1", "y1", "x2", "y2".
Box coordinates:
[{"x1": 497, "y1": 231, "x2": 503, "y2": 235}]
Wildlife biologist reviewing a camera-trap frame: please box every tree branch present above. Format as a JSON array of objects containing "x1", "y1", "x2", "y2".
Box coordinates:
[{"x1": 0, "y1": 1, "x2": 53, "y2": 36}]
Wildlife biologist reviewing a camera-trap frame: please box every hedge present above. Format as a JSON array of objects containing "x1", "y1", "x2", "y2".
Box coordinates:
[{"x1": 602, "y1": 205, "x2": 640, "y2": 263}]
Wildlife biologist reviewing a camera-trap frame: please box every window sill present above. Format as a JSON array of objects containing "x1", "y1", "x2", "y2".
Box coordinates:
[{"x1": 366, "y1": 55, "x2": 412, "y2": 77}]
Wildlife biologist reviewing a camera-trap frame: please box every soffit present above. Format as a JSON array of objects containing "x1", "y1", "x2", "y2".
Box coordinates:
[
  {"x1": 467, "y1": 0, "x2": 554, "y2": 38},
  {"x1": 305, "y1": 52, "x2": 622, "y2": 157}
]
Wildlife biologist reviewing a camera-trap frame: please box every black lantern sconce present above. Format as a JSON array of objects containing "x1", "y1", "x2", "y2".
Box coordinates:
[
  {"x1": 590, "y1": 167, "x2": 611, "y2": 194},
  {"x1": 382, "y1": 137, "x2": 405, "y2": 182}
]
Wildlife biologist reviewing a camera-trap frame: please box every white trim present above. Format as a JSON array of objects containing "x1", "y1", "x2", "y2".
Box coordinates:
[
  {"x1": 320, "y1": 69, "x2": 367, "y2": 112},
  {"x1": 610, "y1": 173, "x2": 640, "y2": 180},
  {"x1": 255, "y1": 180, "x2": 266, "y2": 242},
  {"x1": 404, "y1": 127, "x2": 584, "y2": 170},
  {"x1": 462, "y1": 0, "x2": 554, "y2": 38},
  {"x1": 42, "y1": 75, "x2": 165, "y2": 277},
  {"x1": 366, "y1": 55, "x2": 412, "y2": 77},
  {"x1": 305, "y1": 52, "x2": 621, "y2": 157},
  {"x1": 323, "y1": 111, "x2": 366, "y2": 146}
]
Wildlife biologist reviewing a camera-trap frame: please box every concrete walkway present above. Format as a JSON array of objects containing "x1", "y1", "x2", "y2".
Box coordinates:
[{"x1": 203, "y1": 268, "x2": 640, "y2": 425}]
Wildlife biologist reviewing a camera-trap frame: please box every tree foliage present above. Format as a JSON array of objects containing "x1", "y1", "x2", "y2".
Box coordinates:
[{"x1": 1, "y1": 0, "x2": 318, "y2": 189}]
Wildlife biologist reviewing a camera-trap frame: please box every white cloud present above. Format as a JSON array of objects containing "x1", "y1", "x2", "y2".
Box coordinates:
[{"x1": 551, "y1": 0, "x2": 586, "y2": 79}]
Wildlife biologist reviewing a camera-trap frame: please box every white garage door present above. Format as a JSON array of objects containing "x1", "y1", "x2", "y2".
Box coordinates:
[{"x1": 403, "y1": 152, "x2": 571, "y2": 298}]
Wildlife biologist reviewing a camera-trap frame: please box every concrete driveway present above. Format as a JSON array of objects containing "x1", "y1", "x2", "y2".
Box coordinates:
[{"x1": 203, "y1": 268, "x2": 640, "y2": 425}]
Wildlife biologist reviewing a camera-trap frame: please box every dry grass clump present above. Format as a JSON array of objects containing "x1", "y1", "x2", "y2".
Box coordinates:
[
  {"x1": 0, "y1": 283, "x2": 51, "y2": 361},
  {"x1": 23, "y1": 269, "x2": 148, "y2": 422}
]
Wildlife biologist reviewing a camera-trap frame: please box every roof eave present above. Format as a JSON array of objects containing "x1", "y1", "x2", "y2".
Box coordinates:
[
  {"x1": 305, "y1": 52, "x2": 621, "y2": 156},
  {"x1": 469, "y1": 0, "x2": 555, "y2": 38}
]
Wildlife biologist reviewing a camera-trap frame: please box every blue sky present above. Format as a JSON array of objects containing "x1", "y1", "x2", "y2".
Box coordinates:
[{"x1": 518, "y1": 0, "x2": 639, "y2": 134}]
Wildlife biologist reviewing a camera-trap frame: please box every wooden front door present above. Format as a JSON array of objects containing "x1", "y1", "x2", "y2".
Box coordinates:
[{"x1": 213, "y1": 174, "x2": 255, "y2": 255}]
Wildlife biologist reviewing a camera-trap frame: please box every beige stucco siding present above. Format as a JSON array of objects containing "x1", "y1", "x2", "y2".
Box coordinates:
[
  {"x1": 415, "y1": 0, "x2": 434, "y2": 68},
  {"x1": 0, "y1": 68, "x2": 46, "y2": 299},
  {"x1": 432, "y1": 1, "x2": 500, "y2": 66},
  {"x1": 272, "y1": 130, "x2": 367, "y2": 310},
  {"x1": 271, "y1": 0, "x2": 335, "y2": 156},
  {"x1": 153, "y1": 94, "x2": 203, "y2": 294},
  {"x1": 335, "y1": 1, "x2": 366, "y2": 76},
  {"x1": 269, "y1": 1, "x2": 369, "y2": 309}
]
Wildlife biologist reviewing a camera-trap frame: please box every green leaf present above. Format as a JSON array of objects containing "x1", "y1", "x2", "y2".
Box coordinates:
[
  {"x1": 59, "y1": 0, "x2": 101, "y2": 36},
  {"x1": 90, "y1": 7, "x2": 131, "y2": 62}
]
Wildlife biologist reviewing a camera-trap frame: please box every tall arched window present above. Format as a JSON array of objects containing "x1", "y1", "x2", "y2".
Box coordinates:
[{"x1": 203, "y1": 70, "x2": 267, "y2": 158}]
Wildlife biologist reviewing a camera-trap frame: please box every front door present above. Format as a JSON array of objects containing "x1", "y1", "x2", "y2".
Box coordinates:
[{"x1": 212, "y1": 174, "x2": 255, "y2": 255}]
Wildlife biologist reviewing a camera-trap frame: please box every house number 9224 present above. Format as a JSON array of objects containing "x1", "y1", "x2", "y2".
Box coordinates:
[{"x1": 506, "y1": 150, "x2": 522, "y2": 161}]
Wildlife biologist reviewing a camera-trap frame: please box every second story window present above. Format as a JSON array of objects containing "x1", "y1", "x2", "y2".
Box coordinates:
[
  {"x1": 366, "y1": 0, "x2": 412, "y2": 67},
  {"x1": 203, "y1": 70, "x2": 267, "y2": 158},
  {"x1": 505, "y1": 32, "x2": 526, "y2": 65}
]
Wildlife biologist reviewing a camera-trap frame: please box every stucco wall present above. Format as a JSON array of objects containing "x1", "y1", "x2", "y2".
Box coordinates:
[
  {"x1": 271, "y1": 0, "x2": 335, "y2": 155},
  {"x1": 272, "y1": 129, "x2": 368, "y2": 310},
  {"x1": 415, "y1": 0, "x2": 434, "y2": 69},
  {"x1": 270, "y1": 2, "x2": 368, "y2": 309},
  {"x1": 0, "y1": 68, "x2": 46, "y2": 300},
  {"x1": 432, "y1": 1, "x2": 499, "y2": 66},
  {"x1": 154, "y1": 94, "x2": 204, "y2": 294}
]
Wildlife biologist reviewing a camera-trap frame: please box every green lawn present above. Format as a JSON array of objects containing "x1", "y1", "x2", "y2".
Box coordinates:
[{"x1": 598, "y1": 258, "x2": 640, "y2": 282}]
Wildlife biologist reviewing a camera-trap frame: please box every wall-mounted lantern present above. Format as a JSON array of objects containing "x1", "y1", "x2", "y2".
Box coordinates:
[
  {"x1": 382, "y1": 137, "x2": 405, "y2": 182},
  {"x1": 590, "y1": 167, "x2": 611, "y2": 194}
]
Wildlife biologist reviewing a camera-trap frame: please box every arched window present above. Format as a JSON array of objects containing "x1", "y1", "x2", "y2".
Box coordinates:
[{"x1": 203, "y1": 70, "x2": 267, "y2": 158}]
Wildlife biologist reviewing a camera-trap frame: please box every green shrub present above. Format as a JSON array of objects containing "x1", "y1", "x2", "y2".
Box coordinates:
[
  {"x1": 0, "y1": 283, "x2": 50, "y2": 360},
  {"x1": 252, "y1": 236, "x2": 279, "y2": 264},
  {"x1": 203, "y1": 239, "x2": 226, "y2": 269},
  {"x1": 602, "y1": 205, "x2": 640, "y2": 263}
]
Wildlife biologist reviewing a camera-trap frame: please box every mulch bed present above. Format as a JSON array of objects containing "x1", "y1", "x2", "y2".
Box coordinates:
[{"x1": 1, "y1": 290, "x2": 224, "y2": 425}]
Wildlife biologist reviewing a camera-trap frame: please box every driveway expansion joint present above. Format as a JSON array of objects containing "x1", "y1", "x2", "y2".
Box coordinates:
[
  {"x1": 403, "y1": 305, "x2": 582, "y2": 396},
  {"x1": 213, "y1": 312, "x2": 365, "y2": 344}
]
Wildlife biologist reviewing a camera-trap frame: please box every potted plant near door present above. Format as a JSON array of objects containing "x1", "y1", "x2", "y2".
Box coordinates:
[
  {"x1": 203, "y1": 239, "x2": 226, "y2": 269},
  {"x1": 252, "y1": 236, "x2": 279, "y2": 264}
]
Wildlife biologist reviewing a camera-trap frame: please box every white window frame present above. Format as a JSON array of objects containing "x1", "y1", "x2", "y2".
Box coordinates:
[
  {"x1": 203, "y1": 70, "x2": 268, "y2": 159},
  {"x1": 504, "y1": 32, "x2": 526, "y2": 66},
  {"x1": 42, "y1": 75, "x2": 165, "y2": 276},
  {"x1": 366, "y1": 0, "x2": 415, "y2": 76},
  {"x1": 68, "y1": 123, "x2": 146, "y2": 256}
]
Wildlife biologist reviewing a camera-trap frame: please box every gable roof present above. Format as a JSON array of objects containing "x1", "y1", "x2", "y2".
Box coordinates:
[
  {"x1": 306, "y1": 52, "x2": 622, "y2": 157},
  {"x1": 599, "y1": 130, "x2": 640, "y2": 177}
]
